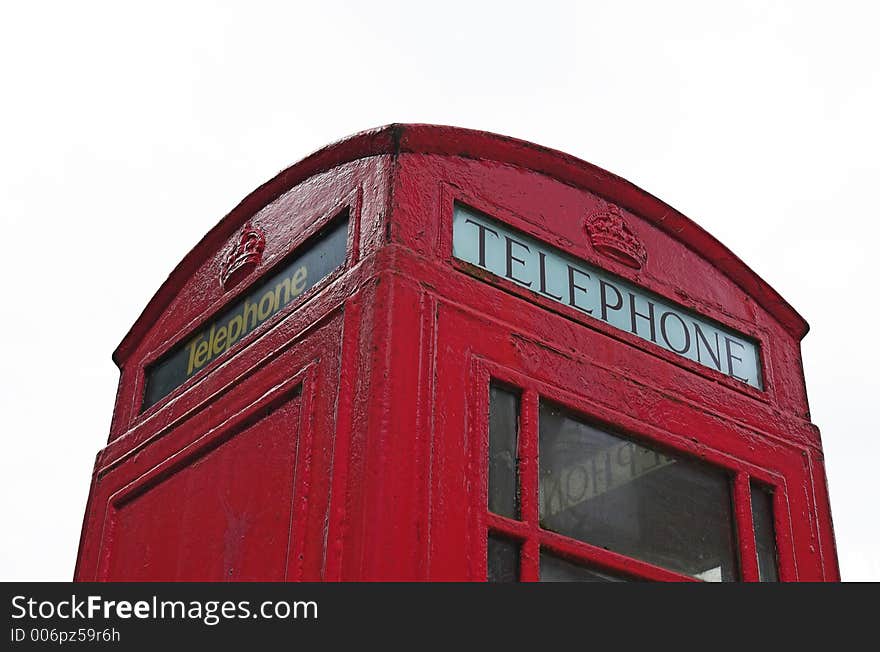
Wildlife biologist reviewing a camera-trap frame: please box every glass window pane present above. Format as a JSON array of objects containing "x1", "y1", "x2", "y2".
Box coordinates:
[
  {"x1": 487, "y1": 535, "x2": 519, "y2": 582},
  {"x1": 539, "y1": 401, "x2": 739, "y2": 581},
  {"x1": 751, "y1": 483, "x2": 779, "y2": 582},
  {"x1": 488, "y1": 385, "x2": 519, "y2": 518},
  {"x1": 539, "y1": 551, "x2": 627, "y2": 582}
]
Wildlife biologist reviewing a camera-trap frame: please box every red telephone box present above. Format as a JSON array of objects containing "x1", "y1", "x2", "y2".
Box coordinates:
[{"x1": 75, "y1": 124, "x2": 838, "y2": 581}]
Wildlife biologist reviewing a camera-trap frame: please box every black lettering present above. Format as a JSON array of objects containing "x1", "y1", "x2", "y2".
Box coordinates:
[
  {"x1": 567, "y1": 266, "x2": 593, "y2": 313},
  {"x1": 599, "y1": 279, "x2": 623, "y2": 322},
  {"x1": 464, "y1": 218, "x2": 498, "y2": 267},
  {"x1": 628, "y1": 293, "x2": 657, "y2": 342},
  {"x1": 724, "y1": 337, "x2": 749, "y2": 383},
  {"x1": 693, "y1": 322, "x2": 722, "y2": 371},
  {"x1": 504, "y1": 236, "x2": 532, "y2": 287},
  {"x1": 660, "y1": 311, "x2": 691, "y2": 354},
  {"x1": 538, "y1": 251, "x2": 562, "y2": 300}
]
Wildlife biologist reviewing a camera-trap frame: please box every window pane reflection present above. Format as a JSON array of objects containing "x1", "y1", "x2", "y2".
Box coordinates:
[
  {"x1": 488, "y1": 385, "x2": 519, "y2": 518},
  {"x1": 539, "y1": 552, "x2": 627, "y2": 582},
  {"x1": 487, "y1": 535, "x2": 519, "y2": 582},
  {"x1": 538, "y1": 401, "x2": 739, "y2": 581},
  {"x1": 751, "y1": 483, "x2": 779, "y2": 582}
]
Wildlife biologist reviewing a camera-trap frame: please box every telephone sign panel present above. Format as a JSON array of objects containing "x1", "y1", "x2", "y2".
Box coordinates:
[
  {"x1": 144, "y1": 218, "x2": 349, "y2": 408},
  {"x1": 453, "y1": 204, "x2": 762, "y2": 389}
]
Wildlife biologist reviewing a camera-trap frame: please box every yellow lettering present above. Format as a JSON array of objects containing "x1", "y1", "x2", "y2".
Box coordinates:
[
  {"x1": 258, "y1": 290, "x2": 276, "y2": 320},
  {"x1": 227, "y1": 314, "x2": 243, "y2": 346},
  {"x1": 186, "y1": 338, "x2": 200, "y2": 376},
  {"x1": 291, "y1": 266, "x2": 308, "y2": 295},
  {"x1": 274, "y1": 277, "x2": 291, "y2": 309},
  {"x1": 193, "y1": 340, "x2": 209, "y2": 369},
  {"x1": 206, "y1": 324, "x2": 216, "y2": 363},
  {"x1": 213, "y1": 325, "x2": 227, "y2": 356}
]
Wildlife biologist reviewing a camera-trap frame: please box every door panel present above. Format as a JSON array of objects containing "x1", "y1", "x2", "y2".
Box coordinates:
[
  {"x1": 77, "y1": 312, "x2": 345, "y2": 581},
  {"x1": 431, "y1": 300, "x2": 802, "y2": 581},
  {"x1": 104, "y1": 390, "x2": 302, "y2": 581}
]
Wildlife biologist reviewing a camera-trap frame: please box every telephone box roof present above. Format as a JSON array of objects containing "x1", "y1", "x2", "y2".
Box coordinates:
[{"x1": 114, "y1": 123, "x2": 808, "y2": 366}]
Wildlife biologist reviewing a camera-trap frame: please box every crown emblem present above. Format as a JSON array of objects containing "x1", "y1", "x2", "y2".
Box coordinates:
[
  {"x1": 220, "y1": 222, "x2": 265, "y2": 290},
  {"x1": 585, "y1": 203, "x2": 647, "y2": 269}
]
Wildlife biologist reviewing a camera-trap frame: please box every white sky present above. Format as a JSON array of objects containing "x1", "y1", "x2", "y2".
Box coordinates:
[{"x1": 1, "y1": 1, "x2": 876, "y2": 581}]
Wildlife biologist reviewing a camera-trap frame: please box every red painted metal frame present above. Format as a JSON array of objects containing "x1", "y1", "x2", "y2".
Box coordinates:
[
  {"x1": 473, "y1": 358, "x2": 778, "y2": 582},
  {"x1": 75, "y1": 124, "x2": 838, "y2": 582}
]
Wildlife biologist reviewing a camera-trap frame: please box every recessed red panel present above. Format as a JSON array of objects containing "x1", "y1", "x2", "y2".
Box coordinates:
[{"x1": 103, "y1": 393, "x2": 301, "y2": 581}]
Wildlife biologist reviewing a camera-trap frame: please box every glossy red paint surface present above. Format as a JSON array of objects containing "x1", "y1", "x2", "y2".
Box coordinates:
[{"x1": 75, "y1": 125, "x2": 838, "y2": 581}]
